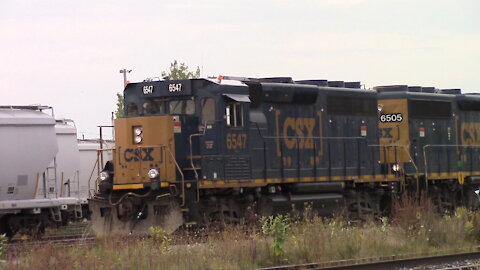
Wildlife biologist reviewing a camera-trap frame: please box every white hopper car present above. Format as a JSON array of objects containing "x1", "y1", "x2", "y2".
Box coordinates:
[{"x1": 0, "y1": 106, "x2": 84, "y2": 237}]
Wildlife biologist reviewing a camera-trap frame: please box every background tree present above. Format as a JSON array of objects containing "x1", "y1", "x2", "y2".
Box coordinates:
[
  {"x1": 161, "y1": 60, "x2": 201, "y2": 80},
  {"x1": 115, "y1": 60, "x2": 200, "y2": 118},
  {"x1": 115, "y1": 93, "x2": 124, "y2": 119}
]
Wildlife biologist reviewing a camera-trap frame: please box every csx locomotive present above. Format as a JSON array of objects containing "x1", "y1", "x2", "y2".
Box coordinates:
[{"x1": 89, "y1": 77, "x2": 480, "y2": 236}]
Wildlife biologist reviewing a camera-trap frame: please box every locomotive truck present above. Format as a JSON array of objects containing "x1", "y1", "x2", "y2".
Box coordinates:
[{"x1": 88, "y1": 77, "x2": 480, "y2": 236}]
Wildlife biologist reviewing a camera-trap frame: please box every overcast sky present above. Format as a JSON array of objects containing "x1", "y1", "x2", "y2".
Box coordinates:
[{"x1": 1, "y1": 0, "x2": 479, "y2": 138}]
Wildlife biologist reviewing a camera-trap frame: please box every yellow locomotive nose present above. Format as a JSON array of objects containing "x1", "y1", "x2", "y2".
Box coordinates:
[
  {"x1": 114, "y1": 115, "x2": 176, "y2": 186},
  {"x1": 90, "y1": 115, "x2": 183, "y2": 237}
]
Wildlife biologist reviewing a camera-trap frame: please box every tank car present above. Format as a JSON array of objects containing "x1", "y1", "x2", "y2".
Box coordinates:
[
  {"x1": 0, "y1": 106, "x2": 83, "y2": 237},
  {"x1": 89, "y1": 77, "x2": 405, "y2": 237}
]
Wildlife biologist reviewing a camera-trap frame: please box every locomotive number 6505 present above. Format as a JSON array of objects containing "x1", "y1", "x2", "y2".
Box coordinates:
[{"x1": 380, "y1": 113, "x2": 403, "y2": 123}]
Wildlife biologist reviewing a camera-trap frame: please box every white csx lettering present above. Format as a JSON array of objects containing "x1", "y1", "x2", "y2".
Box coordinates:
[{"x1": 168, "y1": 83, "x2": 182, "y2": 93}]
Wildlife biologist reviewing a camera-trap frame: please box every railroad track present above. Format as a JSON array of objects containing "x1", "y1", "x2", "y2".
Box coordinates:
[
  {"x1": 8, "y1": 233, "x2": 96, "y2": 250},
  {"x1": 259, "y1": 250, "x2": 480, "y2": 270}
]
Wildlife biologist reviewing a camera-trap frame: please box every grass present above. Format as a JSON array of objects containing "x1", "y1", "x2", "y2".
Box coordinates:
[{"x1": 4, "y1": 198, "x2": 480, "y2": 270}]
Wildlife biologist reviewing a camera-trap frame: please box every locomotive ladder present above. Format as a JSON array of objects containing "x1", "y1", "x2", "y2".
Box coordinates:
[
  {"x1": 165, "y1": 146, "x2": 185, "y2": 206},
  {"x1": 188, "y1": 123, "x2": 210, "y2": 203},
  {"x1": 42, "y1": 157, "x2": 58, "y2": 198}
]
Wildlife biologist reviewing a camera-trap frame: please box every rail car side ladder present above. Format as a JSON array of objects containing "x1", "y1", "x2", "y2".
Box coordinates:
[{"x1": 42, "y1": 157, "x2": 58, "y2": 199}]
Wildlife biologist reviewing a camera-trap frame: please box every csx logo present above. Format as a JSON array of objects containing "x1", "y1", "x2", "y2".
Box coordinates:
[
  {"x1": 461, "y1": 123, "x2": 480, "y2": 145},
  {"x1": 283, "y1": 117, "x2": 316, "y2": 149},
  {"x1": 124, "y1": 148, "x2": 154, "y2": 162},
  {"x1": 379, "y1": 127, "x2": 393, "y2": 139}
]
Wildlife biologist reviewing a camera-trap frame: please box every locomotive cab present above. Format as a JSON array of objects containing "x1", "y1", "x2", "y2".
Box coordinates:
[{"x1": 90, "y1": 78, "x2": 253, "y2": 236}]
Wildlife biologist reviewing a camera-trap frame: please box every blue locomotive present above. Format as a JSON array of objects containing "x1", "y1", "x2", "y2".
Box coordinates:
[{"x1": 89, "y1": 77, "x2": 480, "y2": 236}]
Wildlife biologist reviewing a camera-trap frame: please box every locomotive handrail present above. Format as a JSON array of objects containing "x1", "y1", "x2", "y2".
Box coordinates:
[
  {"x1": 135, "y1": 144, "x2": 182, "y2": 184},
  {"x1": 262, "y1": 136, "x2": 367, "y2": 139},
  {"x1": 88, "y1": 157, "x2": 99, "y2": 198},
  {"x1": 188, "y1": 121, "x2": 210, "y2": 203},
  {"x1": 98, "y1": 125, "x2": 114, "y2": 166},
  {"x1": 403, "y1": 145, "x2": 420, "y2": 194},
  {"x1": 423, "y1": 144, "x2": 480, "y2": 183},
  {"x1": 260, "y1": 136, "x2": 404, "y2": 182},
  {"x1": 369, "y1": 143, "x2": 420, "y2": 192},
  {"x1": 93, "y1": 148, "x2": 116, "y2": 196},
  {"x1": 189, "y1": 121, "x2": 209, "y2": 178},
  {"x1": 165, "y1": 146, "x2": 186, "y2": 206}
]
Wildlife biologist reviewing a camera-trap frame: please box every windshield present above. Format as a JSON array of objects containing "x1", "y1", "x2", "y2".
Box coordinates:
[
  {"x1": 143, "y1": 99, "x2": 164, "y2": 115},
  {"x1": 169, "y1": 100, "x2": 195, "y2": 115}
]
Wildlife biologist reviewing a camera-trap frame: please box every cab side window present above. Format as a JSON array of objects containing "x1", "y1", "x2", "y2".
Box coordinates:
[
  {"x1": 226, "y1": 103, "x2": 243, "y2": 127},
  {"x1": 201, "y1": 98, "x2": 216, "y2": 124}
]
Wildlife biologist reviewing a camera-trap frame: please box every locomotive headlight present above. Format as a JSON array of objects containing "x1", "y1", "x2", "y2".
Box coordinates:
[
  {"x1": 134, "y1": 127, "x2": 142, "y2": 136},
  {"x1": 148, "y1": 168, "x2": 159, "y2": 179},
  {"x1": 133, "y1": 126, "x2": 143, "y2": 144},
  {"x1": 392, "y1": 163, "x2": 401, "y2": 172},
  {"x1": 134, "y1": 136, "x2": 143, "y2": 144},
  {"x1": 99, "y1": 171, "x2": 110, "y2": 181}
]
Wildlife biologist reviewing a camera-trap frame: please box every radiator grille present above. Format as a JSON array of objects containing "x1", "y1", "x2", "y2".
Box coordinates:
[{"x1": 225, "y1": 157, "x2": 251, "y2": 180}]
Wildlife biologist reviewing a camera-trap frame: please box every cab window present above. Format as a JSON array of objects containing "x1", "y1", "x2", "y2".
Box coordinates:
[
  {"x1": 169, "y1": 100, "x2": 195, "y2": 115},
  {"x1": 226, "y1": 103, "x2": 243, "y2": 127},
  {"x1": 126, "y1": 103, "x2": 138, "y2": 117},
  {"x1": 143, "y1": 99, "x2": 164, "y2": 115},
  {"x1": 201, "y1": 98, "x2": 216, "y2": 124}
]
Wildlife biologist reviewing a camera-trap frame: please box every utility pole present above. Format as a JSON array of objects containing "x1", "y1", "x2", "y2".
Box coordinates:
[{"x1": 119, "y1": 69, "x2": 132, "y2": 87}]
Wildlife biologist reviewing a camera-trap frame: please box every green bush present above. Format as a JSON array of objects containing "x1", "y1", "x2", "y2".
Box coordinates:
[
  {"x1": 261, "y1": 215, "x2": 290, "y2": 257},
  {"x1": 149, "y1": 226, "x2": 172, "y2": 252},
  {"x1": 0, "y1": 234, "x2": 6, "y2": 257}
]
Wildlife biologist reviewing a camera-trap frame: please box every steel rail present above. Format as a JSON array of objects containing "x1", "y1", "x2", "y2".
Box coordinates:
[
  {"x1": 259, "y1": 250, "x2": 480, "y2": 270},
  {"x1": 8, "y1": 235, "x2": 96, "y2": 250}
]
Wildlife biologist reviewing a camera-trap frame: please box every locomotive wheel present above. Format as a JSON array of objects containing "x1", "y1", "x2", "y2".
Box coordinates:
[
  {"x1": 30, "y1": 221, "x2": 45, "y2": 240},
  {"x1": 465, "y1": 188, "x2": 480, "y2": 210},
  {"x1": 348, "y1": 191, "x2": 380, "y2": 221},
  {"x1": 431, "y1": 187, "x2": 455, "y2": 213},
  {"x1": 0, "y1": 216, "x2": 14, "y2": 240},
  {"x1": 203, "y1": 198, "x2": 240, "y2": 228}
]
